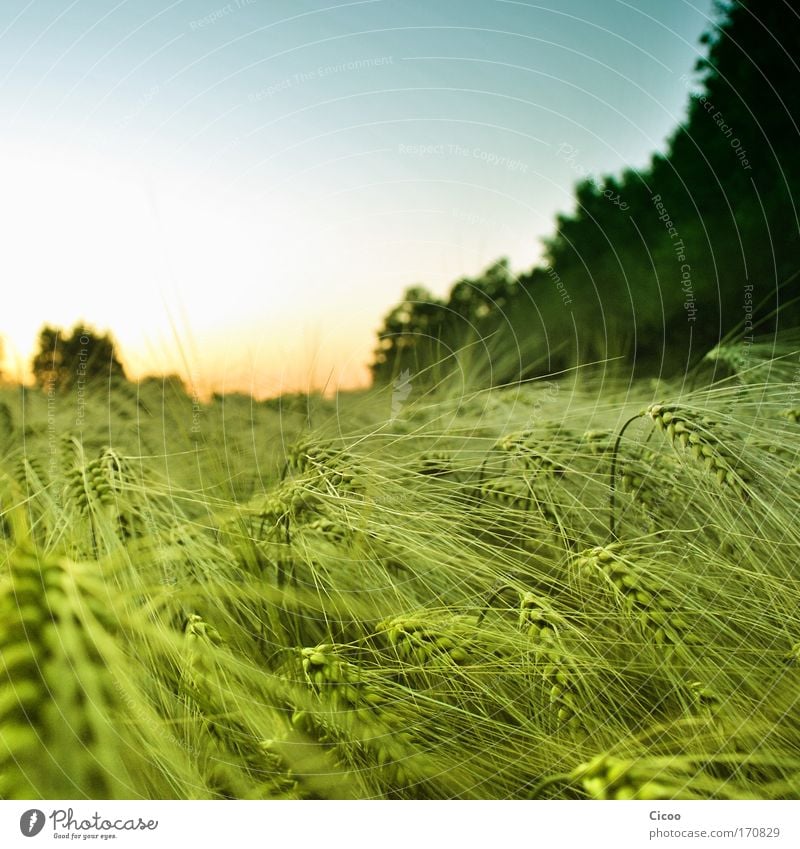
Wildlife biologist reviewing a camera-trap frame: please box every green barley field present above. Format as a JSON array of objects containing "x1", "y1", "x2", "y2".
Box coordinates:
[{"x1": 2, "y1": 337, "x2": 800, "y2": 800}]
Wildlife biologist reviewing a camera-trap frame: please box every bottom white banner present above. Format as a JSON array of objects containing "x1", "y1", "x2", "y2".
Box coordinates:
[{"x1": 0, "y1": 800, "x2": 796, "y2": 849}]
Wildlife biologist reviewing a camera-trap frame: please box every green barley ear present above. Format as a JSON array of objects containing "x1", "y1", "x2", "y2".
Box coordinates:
[
  {"x1": 570, "y1": 754, "x2": 695, "y2": 800},
  {"x1": 298, "y1": 643, "x2": 423, "y2": 792},
  {"x1": 253, "y1": 477, "x2": 322, "y2": 524},
  {"x1": 0, "y1": 545, "x2": 130, "y2": 798},
  {"x1": 583, "y1": 429, "x2": 616, "y2": 456},
  {"x1": 479, "y1": 475, "x2": 532, "y2": 509},
  {"x1": 417, "y1": 451, "x2": 457, "y2": 476},
  {"x1": 15, "y1": 455, "x2": 49, "y2": 488},
  {"x1": 180, "y1": 612, "x2": 223, "y2": 700},
  {"x1": 301, "y1": 644, "x2": 377, "y2": 704},
  {"x1": 379, "y1": 616, "x2": 470, "y2": 666},
  {"x1": 495, "y1": 429, "x2": 534, "y2": 453},
  {"x1": 570, "y1": 744, "x2": 771, "y2": 800},
  {"x1": 688, "y1": 680, "x2": 721, "y2": 719},
  {"x1": 519, "y1": 593, "x2": 581, "y2": 728},
  {"x1": 785, "y1": 642, "x2": 800, "y2": 665},
  {"x1": 619, "y1": 448, "x2": 680, "y2": 522},
  {"x1": 304, "y1": 516, "x2": 352, "y2": 544},
  {"x1": 62, "y1": 448, "x2": 135, "y2": 552},
  {"x1": 574, "y1": 544, "x2": 698, "y2": 650},
  {"x1": 66, "y1": 448, "x2": 129, "y2": 514},
  {"x1": 285, "y1": 439, "x2": 362, "y2": 492},
  {"x1": 519, "y1": 592, "x2": 565, "y2": 644},
  {"x1": 0, "y1": 473, "x2": 31, "y2": 546},
  {"x1": 495, "y1": 430, "x2": 566, "y2": 475},
  {"x1": 645, "y1": 404, "x2": 751, "y2": 500},
  {"x1": 179, "y1": 614, "x2": 303, "y2": 798}
]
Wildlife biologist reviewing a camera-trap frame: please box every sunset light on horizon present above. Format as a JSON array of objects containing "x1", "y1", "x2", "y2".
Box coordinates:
[{"x1": 0, "y1": 0, "x2": 714, "y2": 397}]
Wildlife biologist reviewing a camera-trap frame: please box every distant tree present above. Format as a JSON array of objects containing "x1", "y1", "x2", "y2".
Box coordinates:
[
  {"x1": 448, "y1": 259, "x2": 515, "y2": 319},
  {"x1": 372, "y1": 0, "x2": 800, "y2": 382},
  {"x1": 32, "y1": 324, "x2": 126, "y2": 391},
  {"x1": 138, "y1": 374, "x2": 187, "y2": 394},
  {"x1": 371, "y1": 286, "x2": 447, "y2": 382},
  {"x1": 371, "y1": 260, "x2": 523, "y2": 383}
]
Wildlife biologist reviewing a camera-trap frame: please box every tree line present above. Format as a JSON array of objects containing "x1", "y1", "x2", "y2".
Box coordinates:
[{"x1": 371, "y1": 0, "x2": 800, "y2": 386}]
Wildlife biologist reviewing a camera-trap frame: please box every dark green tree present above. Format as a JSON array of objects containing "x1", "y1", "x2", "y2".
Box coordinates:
[
  {"x1": 374, "y1": 0, "x2": 800, "y2": 382},
  {"x1": 371, "y1": 286, "x2": 447, "y2": 383},
  {"x1": 32, "y1": 324, "x2": 126, "y2": 391}
]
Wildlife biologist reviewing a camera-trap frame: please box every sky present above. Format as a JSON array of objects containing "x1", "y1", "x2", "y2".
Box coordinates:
[{"x1": 0, "y1": 0, "x2": 715, "y2": 397}]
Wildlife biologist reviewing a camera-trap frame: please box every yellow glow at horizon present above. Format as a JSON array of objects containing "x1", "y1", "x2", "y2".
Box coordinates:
[{"x1": 0, "y1": 141, "x2": 373, "y2": 398}]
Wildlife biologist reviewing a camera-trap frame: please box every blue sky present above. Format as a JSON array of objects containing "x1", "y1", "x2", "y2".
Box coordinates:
[{"x1": 0, "y1": 0, "x2": 714, "y2": 395}]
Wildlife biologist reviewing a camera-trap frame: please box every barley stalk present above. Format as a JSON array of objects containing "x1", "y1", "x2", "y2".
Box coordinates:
[
  {"x1": 284, "y1": 439, "x2": 362, "y2": 493},
  {"x1": 519, "y1": 593, "x2": 582, "y2": 728},
  {"x1": 574, "y1": 544, "x2": 698, "y2": 650},
  {"x1": 0, "y1": 545, "x2": 126, "y2": 797},
  {"x1": 180, "y1": 614, "x2": 300, "y2": 798},
  {"x1": 298, "y1": 643, "x2": 418, "y2": 790},
  {"x1": 570, "y1": 753, "x2": 697, "y2": 800},
  {"x1": 380, "y1": 616, "x2": 470, "y2": 666},
  {"x1": 645, "y1": 404, "x2": 751, "y2": 500},
  {"x1": 495, "y1": 430, "x2": 567, "y2": 476}
]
